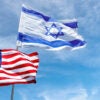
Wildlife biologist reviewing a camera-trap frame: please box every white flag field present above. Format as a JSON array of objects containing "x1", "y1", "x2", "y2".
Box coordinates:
[{"x1": 17, "y1": 5, "x2": 86, "y2": 50}]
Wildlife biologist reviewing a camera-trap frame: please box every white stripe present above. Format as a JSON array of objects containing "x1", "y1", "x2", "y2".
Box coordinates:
[
  {"x1": 2, "y1": 55, "x2": 25, "y2": 62},
  {"x1": 20, "y1": 42, "x2": 75, "y2": 51},
  {"x1": 22, "y1": 53, "x2": 38, "y2": 61},
  {"x1": 22, "y1": 43, "x2": 48, "y2": 46},
  {"x1": 47, "y1": 45, "x2": 72, "y2": 51},
  {"x1": 48, "y1": 44, "x2": 86, "y2": 51},
  {"x1": 2, "y1": 50, "x2": 19, "y2": 55},
  {"x1": 0, "y1": 77, "x2": 35, "y2": 83},
  {"x1": 0, "y1": 73, "x2": 36, "y2": 79},
  {"x1": 32, "y1": 63, "x2": 39, "y2": 66},
  {"x1": 2, "y1": 54, "x2": 38, "y2": 62},
  {"x1": 21, "y1": 42, "x2": 72, "y2": 50},
  {"x1": 2, "y1": 66, "x2": 37, "y2": 73},
  {"x1": 23, "y1": 43, "x2": 80, "y2": 51},
  {"x1": 59, "y1": 18, "x2": 77, "y2": 23},
  {"x1": 29, "y1": 56, "x2": 38, "y2": 60},
  {"x1": 19, "y1": 12, "x2": 46, "y2": 34},
  {"x1": 2, "y1": 60, "x2": 35, "y2": 68}
]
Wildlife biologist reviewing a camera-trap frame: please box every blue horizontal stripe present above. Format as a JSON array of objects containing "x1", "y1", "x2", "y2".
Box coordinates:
[
  {"x1": 22, "y1": 6, "x2": 50, "y2": 21},
  {"x1": 18, "y1": 33, "x2": 86, "y2": 48},
  {"x1": 63, "y1": 22, "x2": 78, "y2": 28},
  {"x1": 22, "y1": 6, "x2": 78, "y2": 28}
]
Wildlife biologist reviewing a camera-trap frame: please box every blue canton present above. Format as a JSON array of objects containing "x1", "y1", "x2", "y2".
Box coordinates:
[{"x1": 45, "y1": 23, "x2": 64, "y2": 38}]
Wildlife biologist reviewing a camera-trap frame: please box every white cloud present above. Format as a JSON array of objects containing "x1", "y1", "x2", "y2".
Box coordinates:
[
  {"x1": 18, "y1": 89, "x2": 28, "y2": 100},
  {"x1": 88, "y1": 87, "x2": 100, "y2": 100},
  {"x1": 2, "y1": 1, "x2": 21, "y2": 16},
  {"x1": 17, "y1": 85, "x2": 100, "y2": 100},
  {"x1": 39, "y1": 87, "x2": 88, "y2": 100},
  {"x1": 91, "y1": 88, "x2": 99, "y2": 95},
  {"x1": 3, "y1": 0, "x2": 77, "y2": 19},
  {"x1": 38, "y1": 86, "x2": 100, "y2": 100},
  {"x1": 0, "y1": 36, "x2": 16, "y2": 48}
]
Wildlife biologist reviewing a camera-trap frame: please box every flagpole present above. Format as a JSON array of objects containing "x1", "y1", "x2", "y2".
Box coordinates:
[
  {"x1": 11, "y1": 85, "x2": 14, "y2": 100},
  {"x1": 11, "y1": 46, "x2": 19, "y2": 100}
]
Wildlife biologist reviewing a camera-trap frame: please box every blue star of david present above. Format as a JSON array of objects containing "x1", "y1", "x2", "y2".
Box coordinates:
[{"x1": 45, "y1": 23, "x2": 64, "y2": 38}]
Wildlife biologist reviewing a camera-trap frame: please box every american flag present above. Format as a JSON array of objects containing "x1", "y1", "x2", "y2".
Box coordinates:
[{"x1": 0, "y1": 49, "x2": 39, "y2": 86}]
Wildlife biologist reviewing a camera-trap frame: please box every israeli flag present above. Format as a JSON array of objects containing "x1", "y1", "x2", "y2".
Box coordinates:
[{"x1": 17, "y1": 5, "x2": 86, "y2": 50}]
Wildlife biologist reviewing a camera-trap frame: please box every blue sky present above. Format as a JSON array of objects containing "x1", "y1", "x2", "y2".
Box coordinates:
[{"x1": 0, "y1": 0, "x2": 100, "y2": 100}]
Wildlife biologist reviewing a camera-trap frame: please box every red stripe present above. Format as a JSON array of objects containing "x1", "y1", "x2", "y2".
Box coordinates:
[
  {"x1": 28, "y1": 52, "x2": 38, "y2": 57},
  {"x1": 1, "y1": 49, "x2": 15, "y2": 52},
  {"x1": 0, "y1": 70, "x2": 37, "y2": 76},
  {"x1": 31, "y1": 59, "x2": 39, "y2": 63},
  {"x1": 0, "y1": 80, "x2": 36, "y2": 86},
  {"x1": 2, "y1": 57, "x2": 39, "y2": 65},
  {"x1": 4, "y1": 63, "x2": 38, "y2": 70},
  {"x1": 2, "y1": 57, "x2": 32, "y2": 65},
  {"x1": 2, "y1": 52, "x2": 22, "y2": 58}
]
